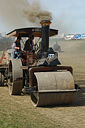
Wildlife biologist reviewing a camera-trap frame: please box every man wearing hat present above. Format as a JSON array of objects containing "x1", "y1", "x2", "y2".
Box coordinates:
[{"x1": 24, "y1": 35, "x2": 34, "y2": 51}]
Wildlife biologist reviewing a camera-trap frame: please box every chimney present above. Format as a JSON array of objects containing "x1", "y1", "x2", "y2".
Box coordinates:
[{"x1": 40, "y1": 20, "x2": 51, "y2": 52}]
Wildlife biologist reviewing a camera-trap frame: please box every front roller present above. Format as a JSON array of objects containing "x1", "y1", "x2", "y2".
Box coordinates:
[
  {"x1": 30, "y1": 71, "x2": 76, "y2": 107},
  {"x1": 8, "y1": 59, "x2": 23, "y2": 95}
]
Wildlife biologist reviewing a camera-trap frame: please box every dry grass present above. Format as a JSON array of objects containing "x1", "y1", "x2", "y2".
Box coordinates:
[{"x1": 0, "y1": 40, "x2": 85, "y2": 128}]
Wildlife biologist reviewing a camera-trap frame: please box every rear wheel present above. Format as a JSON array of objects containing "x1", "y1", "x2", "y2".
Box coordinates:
[
  {"x1": 0, "y1": 72, "x2": 4, "y2": 86},
  {"x1": 8, "y1": 59, "x2": 23, "y2": 95}
]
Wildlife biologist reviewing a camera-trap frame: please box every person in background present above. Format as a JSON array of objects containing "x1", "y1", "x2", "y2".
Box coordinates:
[
  {"x1": 24, "y1": 35, "x2": 34, "y2": 51},
  {"x1": 11, "y1": 37, "x2": 21, "y2": 59}
]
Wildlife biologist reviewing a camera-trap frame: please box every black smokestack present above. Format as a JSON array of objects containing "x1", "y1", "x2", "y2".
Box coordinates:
[{"x1": 40, "y1": 20, "x2": 51, "y2": 52}]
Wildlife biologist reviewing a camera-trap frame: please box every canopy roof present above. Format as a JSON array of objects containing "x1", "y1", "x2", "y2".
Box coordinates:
[{"x1": 7, "y1": 27, "x2": 58, "y2": 38}]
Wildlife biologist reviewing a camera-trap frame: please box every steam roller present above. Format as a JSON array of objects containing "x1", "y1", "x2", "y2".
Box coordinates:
[{"x1": 6, "y1": 20, "x2": 79, "y2": 107}]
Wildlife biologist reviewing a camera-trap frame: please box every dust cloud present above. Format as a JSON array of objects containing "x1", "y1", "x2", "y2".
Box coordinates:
[{"x1": 0, "y1": 0, "x2": 52, "y2": 31}]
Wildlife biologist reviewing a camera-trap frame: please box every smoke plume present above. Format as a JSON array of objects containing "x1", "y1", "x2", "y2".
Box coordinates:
[
  {"x1": 23, "y1": 1, "x2": 52, "y2": 22},
  {"x1": 0, "y1": 0, "x2": 52, "y2": 31}
]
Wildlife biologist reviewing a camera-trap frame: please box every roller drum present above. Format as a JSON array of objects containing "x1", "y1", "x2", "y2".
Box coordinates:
[{"x1": 30, "y1": 71, "x2": 75, "y2": 107}]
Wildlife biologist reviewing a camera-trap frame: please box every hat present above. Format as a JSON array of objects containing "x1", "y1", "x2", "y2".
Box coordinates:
[
  {"x1": 17, "y1": 36, "x2": 21, "y2": 40},
  {"x1": 29, "y1": 35, "x2": 34, "y2": 39}
]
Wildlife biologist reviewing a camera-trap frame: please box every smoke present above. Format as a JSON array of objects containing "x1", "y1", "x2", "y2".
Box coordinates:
[
  {"x1": 23, "y1": 1, "x2": 52, "y2": 23},
  {"x1": 0, "y1": 0, "x2": 52, "y2": 31}
]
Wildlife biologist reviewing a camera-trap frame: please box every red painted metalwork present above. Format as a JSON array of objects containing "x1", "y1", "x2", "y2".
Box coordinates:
[
  {"x1": 27, "y1": 54, "x2": 33, "y2": 64},
  {"x1": 29, "y1": 66, "x2": 73, "y2": 87},
  {"x1": 21, "y1": 51, "x2": 34, "y2": 65},
  {"x1": 0, "y1": 53, "x2": 6, "y2": 63}
]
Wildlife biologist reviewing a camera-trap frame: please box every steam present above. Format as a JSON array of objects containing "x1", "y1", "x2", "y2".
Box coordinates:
[{"x1": 0, "y1": 0, "x2": 52, "y2": 31}]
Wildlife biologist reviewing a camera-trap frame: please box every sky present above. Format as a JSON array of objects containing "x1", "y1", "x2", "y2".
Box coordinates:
[{"x1": 0, "y1": 0, "x2": 85, "y2": 35}]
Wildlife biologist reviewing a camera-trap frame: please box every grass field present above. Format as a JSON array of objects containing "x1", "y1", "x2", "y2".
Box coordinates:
[{"x1": 0, "y1": 40, "x2": 85, "y2": 128}]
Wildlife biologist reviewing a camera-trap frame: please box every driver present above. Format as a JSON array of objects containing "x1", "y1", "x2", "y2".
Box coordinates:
[{"x1": 24, "y1": 35, "x2": 34, "y2": 51}]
